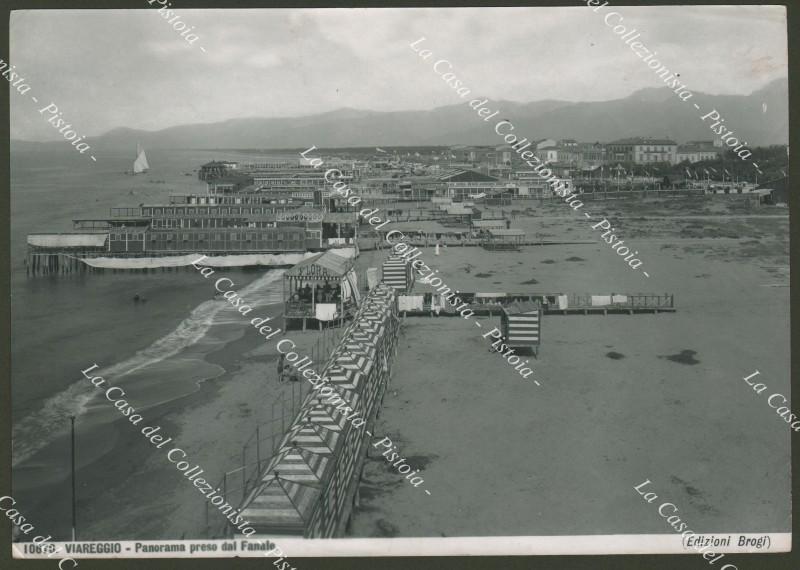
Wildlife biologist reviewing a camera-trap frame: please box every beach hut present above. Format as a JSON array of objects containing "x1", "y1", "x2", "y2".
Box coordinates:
[
  {"x1": 284, "y1": 251, "x2": 359, "y2": 330},
  {"x1": 381, "y1": 254, "x2": 414, "y2": 292},
  {"x1": 501, "y1": 301, "x2": 542, "y2": 356},
  {"x1": 236, "y1": 284, "x2": 399, "y2": 538}
]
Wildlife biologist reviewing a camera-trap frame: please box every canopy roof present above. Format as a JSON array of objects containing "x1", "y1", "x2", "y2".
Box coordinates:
[
  {"x1": 28, "y1": 233, "x2": 107, "y2": 247},
  {"x1": 285, "y1": 251, "x2": 354, "y2": 278},
  {"x1": 502, "y1": 301, "x2": 541, "y2": 316}
]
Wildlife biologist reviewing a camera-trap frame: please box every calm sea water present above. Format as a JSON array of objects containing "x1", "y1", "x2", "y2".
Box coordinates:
[{"x1": 10, "y1": 145, "x2": 293, "y2": 481}]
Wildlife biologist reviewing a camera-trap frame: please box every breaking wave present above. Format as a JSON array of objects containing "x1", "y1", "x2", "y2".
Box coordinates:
[{"x1": 12, "y1": 269, "x2": 286, "y2": 466}]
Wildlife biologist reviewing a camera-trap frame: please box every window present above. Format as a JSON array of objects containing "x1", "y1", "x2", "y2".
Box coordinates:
[{"x1": 182, "y1": 233, "x2": 189, "y2": 241}]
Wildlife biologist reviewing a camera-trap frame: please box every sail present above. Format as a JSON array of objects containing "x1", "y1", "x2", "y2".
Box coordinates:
[{"x1": 133, "y1": 144, "x2": 150, "y2": 173}]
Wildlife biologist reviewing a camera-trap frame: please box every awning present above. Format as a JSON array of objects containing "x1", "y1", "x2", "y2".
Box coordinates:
[{"x1": 28, "y1": 234, "x2": 107, "y2": 248}]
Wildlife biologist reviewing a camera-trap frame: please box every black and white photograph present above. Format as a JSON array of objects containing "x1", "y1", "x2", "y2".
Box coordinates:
[{"x1": 5, "y1": 2, "x2": 793, "y2": 564}]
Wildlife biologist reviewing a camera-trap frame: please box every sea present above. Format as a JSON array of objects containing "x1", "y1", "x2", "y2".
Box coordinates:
[{"x1": 10, "y1": 144, "x2": 295, "y2": 528}]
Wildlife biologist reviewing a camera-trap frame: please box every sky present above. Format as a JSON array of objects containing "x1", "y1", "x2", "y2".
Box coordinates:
[{"x1": 9, "y1": 6, "x2": 788, "y2": 141}]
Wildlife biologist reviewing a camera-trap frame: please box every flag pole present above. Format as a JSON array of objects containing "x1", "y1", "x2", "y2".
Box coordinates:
[{"x1": 70, "y1": 415, "x2": 77, "y2": 541}]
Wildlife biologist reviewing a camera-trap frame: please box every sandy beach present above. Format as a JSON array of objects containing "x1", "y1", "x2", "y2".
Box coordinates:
[
  {"x1": 350, "y1": 195, "x2": 790, "y2": 537},
  {"x1": 12, "y1": 191, "x2": 789, "y2": 542},
  {"x1": 71, "y1": 300, "x2": 347, "y2": 541}
]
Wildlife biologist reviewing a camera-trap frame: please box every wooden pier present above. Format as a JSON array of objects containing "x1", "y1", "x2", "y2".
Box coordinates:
[{"x1": 395, "y1": 292, "x2": 675, "y2": 317}]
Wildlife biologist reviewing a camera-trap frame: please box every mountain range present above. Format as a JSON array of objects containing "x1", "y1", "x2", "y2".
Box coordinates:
[{"x1": 12, "y1": 78, "x2": 788, "y2": 150}]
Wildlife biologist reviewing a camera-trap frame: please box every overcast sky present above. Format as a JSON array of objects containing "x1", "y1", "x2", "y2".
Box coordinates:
[{"x1": 9, "y1": 6, "x2": 787, "y2": 141}]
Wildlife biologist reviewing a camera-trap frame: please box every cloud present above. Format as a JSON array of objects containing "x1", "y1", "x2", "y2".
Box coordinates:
[{"x1": 9, "y1": 6, "x2": 788, "y2": 141}]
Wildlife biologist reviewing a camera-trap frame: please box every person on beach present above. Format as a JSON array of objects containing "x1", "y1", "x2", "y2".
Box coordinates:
[{"x1": 277, "y1": 353, "x2": 285, "y2": 382}]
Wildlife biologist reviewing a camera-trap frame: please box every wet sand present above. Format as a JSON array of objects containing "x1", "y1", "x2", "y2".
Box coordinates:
[{"x1": 71, "y1": 304, "x2": 346, "y2": 540}]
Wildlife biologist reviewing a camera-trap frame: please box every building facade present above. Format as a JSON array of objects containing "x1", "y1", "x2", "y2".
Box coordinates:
[
  {"x1": 676, "y1": 142, "x2": 722, "y2": 163},
  {"x1": 607, "y1": 137, "x2": 678, "y2": 164}
]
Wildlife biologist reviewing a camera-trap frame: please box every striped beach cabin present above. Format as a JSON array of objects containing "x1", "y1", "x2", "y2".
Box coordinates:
[
  {"x1": 501, "y1": 301, "x2": 542, "y2": 356},
  {"x1": 237, "y1": 284, "x2": 399, "y2": 538},
  {"x1": 381, "y1": 254, "x2": 414, "y2": 292}
]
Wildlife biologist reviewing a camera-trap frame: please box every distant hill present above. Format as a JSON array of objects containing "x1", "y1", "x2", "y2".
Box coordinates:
[{"x1": 12, "y1": 78, "x2": 788, "y2": 150}]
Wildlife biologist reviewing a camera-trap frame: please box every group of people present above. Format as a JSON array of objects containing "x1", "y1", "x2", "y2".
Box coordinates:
[{"x1": 294, "y1": 281, "x2": 342, "y2": 304}]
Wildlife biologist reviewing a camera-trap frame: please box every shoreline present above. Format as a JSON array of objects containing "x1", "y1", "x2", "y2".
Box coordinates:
[{"x1": 73, "y1": 301, "x2": 286, "y2": 540}]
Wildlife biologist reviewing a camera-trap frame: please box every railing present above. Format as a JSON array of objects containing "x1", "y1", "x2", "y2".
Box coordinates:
[
  {"x1": 73, "y1": 220, "x2": 111, "y2": 230},
  {"x1": 285, "y1": 300, "x2": 315, "y2": 317},
  {"x1": 206, "y1": 324, "x2": 349, "y2": 537},
  {"x1": 285, "y1": 300, "x2": 344, "y2": 317},
  {"x1": 627, "y1": 293, "x2": 675, "y2": 308},
  {"x1": 397, "y1": 292, "x2": 675, "y2": 313},
  {"x1": 110, "y1": 207, "x2": 143, "y2": 217},
  {"x1": 205, "y1": 385, "x2": 308, "y2": 538},
  {"x1": 566, "y1": 293, "x2": 675, "y2": 309}
]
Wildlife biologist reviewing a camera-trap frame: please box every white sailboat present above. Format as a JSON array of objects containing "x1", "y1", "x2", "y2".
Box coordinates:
[{"x1": 133, "y1": 144, "x2": 150, "y2": 174}]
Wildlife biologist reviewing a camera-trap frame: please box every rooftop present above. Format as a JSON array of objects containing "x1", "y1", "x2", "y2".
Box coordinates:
[
  {"x1": 488, "y1": 228, "x2": 525, "y2": 236},
  {"x1": 677, "y1": 144, "x2": 720, "y2": 153},
  {"x1": 502, "y1": 301, "x2": 541, "y2": 315},
  {"x1": 609, "y1": 137, "x2": 677, "y2": 146},
  {"x1": 285, "y1": 250, "x2": 354, "y2": 277},
  {"x1": 435, "y1": 169, "x2": 499, "y2": 183}
]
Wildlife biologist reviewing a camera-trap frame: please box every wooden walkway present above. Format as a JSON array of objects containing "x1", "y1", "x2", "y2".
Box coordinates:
[
  {"x1": 397, "y1": 293, "x2": 675, "y2": 317},
  {"x1": 401, "y1": 305, "x2": 675, "y2": 317}
]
